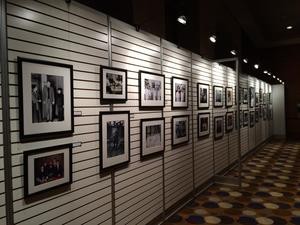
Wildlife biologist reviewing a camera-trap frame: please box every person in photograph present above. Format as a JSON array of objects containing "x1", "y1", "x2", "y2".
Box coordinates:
[
  {"x1": 154, "y1": 81, "x2": 161, "y2": 100},
  {"x1": 55, "y1": 88, "x2": 64, "y2": 121},
  {"x1": 217, "y1": 120, "x2": 222, "y2": 133},
  {"x1": 176, "y1": 121, "x2": 186, "y2": 138},
  {"x1": 32, "y1": 85, "x2": 42, "y2": 123},
  {"x1": 228, "y1": 91, "x2": 232, "y2": 103},
  {"x1": 36, "y1": 164, "x2": 48, "y2": 185},
  {"x1": 42, "y1": 81, "x2": 55, "y2": 122},
  {"x1": 175, "y1": 85, "x2": 181, "y2": 102},
  {"x1": 144, "y1": 79, "x2": 152, "y2": 100},
  {"x1": 201, "y1": 118, "x2": 208, "y2": 131},
  {"x1": 200, "y1": 88, "x2": 207, "y2": 103},
  {"x1": 146, "y1": 125, "x2": 161, "y2": 148},
  {"x1": 216, "y1": 90, "x2": 222, "y2": 102},
  {"x1": 53, "y1": 158, "x2": 63, "y2": 178},
  {"x1": 180, "y1": 85, "x2": 186, "y2": 102}
]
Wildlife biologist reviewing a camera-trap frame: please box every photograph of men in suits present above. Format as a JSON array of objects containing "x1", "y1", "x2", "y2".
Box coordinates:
[{"x1": 43, "y1": 81, "x2": 55, "y2": 122}]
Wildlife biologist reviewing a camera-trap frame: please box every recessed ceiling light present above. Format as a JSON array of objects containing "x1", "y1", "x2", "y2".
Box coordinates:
[
  {"x1": 254, "y1": 64, "x2": 259, "y2": 69},
  {"x1": 230, "y1": 50, "x2": 236, "y2": 55},
  {"x1": 177, "y1": 15, "x2": 187, "y2": 25},
  {"x1": 286, "y1": 25, "x2": 293, "y2": 30},
  {"x1": 273, "y1": 75, "x2": 276, "y2": 79},
  {"x1": 263, "y1": 70, "x2": 268, "y2": 74},
  {"x1": 282, "y1": 82, "x2": 285, "y2": 84},
  {"x1": 209, "y1": 35, "x2": 216, "y2": 43},
  {"x1": 243, "y1": 58, "x2": 248, "y2": 63},
  {"x1": 267, "y1": 72, "x2": 271, "y2": 76}
]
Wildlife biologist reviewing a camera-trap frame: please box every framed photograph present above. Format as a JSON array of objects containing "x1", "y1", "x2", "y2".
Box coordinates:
[
  {"x1": 239, "y1": 110, "x2": 243, "y2": 128},
  {"x1": 226, "y1": 112, "x2": 234, "y2": 132},
  {"x1": 249, "y1": 87, "x2": 255, "y2": 108},
  {"x1": 255, "y1": 108, "x2": 259, "y2": 123},
  {"x1": 213, "y1": 86, "x2": 223, "y2": 107},
  {"x1": 140, "y1": 118, "x2": 165, "y2": 157},
  {"x1": 214, "y1": 116, "x2": 224, "y2": 140},
  {"x1": 225, "y1": 87, "x2": 233, "y2": 107},
  {"x1": 255, "y1": 93, "x2": 259, "y2": 107},
  {"x1": 18, "y1": 57, "x2": 74, "y2": 142},
  {"x1": 243, "y1": 88, "x2": 248, "y2": 104},
  {"x1": 250, "y1": 111, "x2": 255, "y2": 127},
  {"x1": 243, "y1": 110, "x2": 249, "y2": 127},
  {"x1": 172, "y1": 115, "x2": 189, "y2": 146},
  {"x1": 197, "y1": 83, "x2": 210, "y2": 109},
  {"x1": 99, "y1": 111, "x2": 130, "y2": 170},
  {"x1": 198, "y1": 113, "x2": 210, "y2": 137},
  {"x1": 172, "y1": 77, "x2": 188, "y2": 108},
  {"x1": 24, "y1": 144, "x2": 72, "y2": 197},
  {"x1": 100, "y1": 66, "x2": 127, "y2": 103},
  {"x1": 139, "y1": 71, "x2": 165, "y2": 108}
]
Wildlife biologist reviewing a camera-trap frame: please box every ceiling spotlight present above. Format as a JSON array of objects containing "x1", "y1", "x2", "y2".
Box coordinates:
[
  {"x1": 286, "y1": 25, "x2": 293, "y2": 30},
  {"x1": 267, "y1": 72, "x2": 271, "y2": 76},
  {"x1": 273, "y1": 75, "x2": 276, "y2": 79},
  {"x1": 243, "y1": 58, "x2": 248, "y2": 63},
  {"x1": 209, "y1": 35, "x2": 216, "y2": 43},
  {"x1": 282, "y1": 82, "x2": 285, "y2": 84},
  {"x1": 254, "y1": 64, "x2": 259, "y2": 69},
  {"x1": 230, "y1": 50, "x2": 237, "y2": 55},
  {"x1": 263, "y1": 70, "x2": 268, "y2": 74},
  {"x1": 177, "y1": 15, "x2": 187, "y2": 25}
]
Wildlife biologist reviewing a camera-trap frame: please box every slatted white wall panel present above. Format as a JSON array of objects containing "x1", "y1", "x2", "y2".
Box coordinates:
[
  {"x1": 162, "y1": 40, "x2": 193, "y2": 210},
  {"x1": 191, "y1": 54, "x2": 214, "y2": 188},
  {"x1": 255, "y1": 78, "x2": 263, "y2": 145},
  {"x1": 0, "y1": 53, "x2": 6, "y2": 225},
  {"x1": 248, "y1": 76, "x2": 256, "y2": 151},
  {"x1": 240, "y1": 75, "x2": 249, "y2": 156},
  {"x1": 110, "y1": 18, "x2": 164, "y2": 225},
  {"x1": 211, "y1": 63, "x2": 229, "y2": 174},
  {"x1": 268, "y1": 85, "x2": 273, "y2": 137},
  {"x1": 261, "y1": 81, "x2": 267, "y2": 141},
  {"x1": 227, "y1": 68, "x2": 238, "y2": 164},
  {"x1": 7, "y1": 0, "x2": 113, "y2": 224}
]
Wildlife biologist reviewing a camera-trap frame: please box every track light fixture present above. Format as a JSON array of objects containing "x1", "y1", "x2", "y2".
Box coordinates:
[
  {"x1": 209, "y1": 35, "x2": 216, "y2": 43},
  {"x1": 254, "y1": 64, "x2": 259, "y2": 69},
  {"x1": 243, "y1": 58, "x2": 248, "y2": 63},
  {"x1": 177, "y1": 15, "x2": 187, "y2": 25},
  {"x1": 230, "y1": 50, "x2": 236, "y2": 56}
]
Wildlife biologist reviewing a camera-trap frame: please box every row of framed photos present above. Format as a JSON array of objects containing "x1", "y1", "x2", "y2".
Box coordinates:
[{"x1": 240, "y1": 87, "x2": 272, "y2": 107}]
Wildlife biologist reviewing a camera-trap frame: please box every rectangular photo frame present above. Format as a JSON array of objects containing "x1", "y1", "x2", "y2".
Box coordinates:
[
  {"x1": 172, "y1": 77, "x2": 189, "y2": 109},
  {"x1": 198, "y1": 113, "x2": 210, "y2": 138},
  {"x1": 24, "y1": 144, "x2": 72, "y2": 197},
  {"x1": 213, "y1": 86, "x2": 223, "y2": 107},
  {"x1": 197, "y1": 83, "x2": 210, "y2": 109},
  {"x1": 225, "y1": 87, "x2": 233, "y2": 107},
  {"x1": 226, "y1": 112, "x2": 234, "y2": 132},
  {"x1": 99, "y1": 111, "x2": 130, "y2": 170},
  {"x1": 172, "y1": 115, "x2": 189, "y2": 147},
  {"x1": 100, "y1": 65, "x2": 127, "y2": 103},
  {"x1": 140, "y1": 118, "x2": 165, "y2": 158},
  {"x1": 243, "y1": 110, "x2": 249, "y2": 127},
  {"x1": 214, "y1": 116, "x2": 224, "y2": 140},
  {"x1": 139, "y1": 71, "x2": 165, "y2": 109},
  {"x1": 18, "y1": 57, "x2": 74, "y2": 142}
]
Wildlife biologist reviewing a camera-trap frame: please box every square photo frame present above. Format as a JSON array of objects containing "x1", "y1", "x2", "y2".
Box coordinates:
[
  {"x1": 172, "y1": 77, "x2": 189, "y2": 109},
  {"x1": 99, "y1": 111, "x2": 130, "y2": 170},
  {"x1": 100, "y1": 65, "x2": 127, "y2": 103},
  {"x1": 24, "y1": 144, "x2": 72, "y2": 197},
  {"x1": 198, "y1": 113, "x2": 210, "y2": 138},
  {"x1": 172, "y1": 115, "x2": 189, "y2": 147},
  {"x1": 139, "y1": 71, "x2": 165, "y2": 109},
  {"x1": 197, "y1": 83, "x2": 210, "y2": 109},
  {"x1": 213, "y1": 86, "x2": 223, "y2": 107},
  {"x1": 140, "y1": 118, "x2": 165, "y2": 158},
  {"x1": 225, "y1": 87, "x2": 233, "y2": 107},
  {"x1": 18, "y1": 57, "x2": 74, "y2": 142},
  {"x1": 214, "y1": 116, "x2": 224, "y2": 140}
]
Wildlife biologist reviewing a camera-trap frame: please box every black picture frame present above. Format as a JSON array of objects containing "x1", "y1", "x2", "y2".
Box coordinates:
[
  {"x1": 197, "y1": 83, "x2": 210, "y2": 109},
  {"x1": 250, "y1": 111, "x2": 255, "y2": 127},
  {"x1": 197, "y1": 113, "x2": 210, "y2": 138},
  {"x1": 140, "y1": 118, "x2": 165, "y2": 158},
  {"x1": 139, "y1": 70, "x2": 165, "y2": 109},
  {"x1": 225, "y1": 87, "x2": 233, "y2": 107},
  {"x1": 243, "y1": 88, "x2": 248, "y2": 104},
  {"x1": 172, "y1": 77, "x2": 189, "y2": 109},
  {"x1": 99, "y1": 111, "x2": 130, "y2": 170},
  {"x1": 214, "y1": 116, "x2": 224, "y2": 140},
  {"x1": 213, "y1": 86, "x2": 223, "y2": 107},
  {"x1": 172, "y1": 115, "x2": 189, "y2": 147},
  {"x1": 100, "y1": 65, "x2": 127, "y2": 103},
  {"x1": 226, "y1": 112, "x2": 234, "y2": 132},
  {"x1": 24, "y1": 144, "x2": 72, "y2": 198},
  {"x1": 249, "y1": 87, "x2": 255, "y2": 108},
  {"x1": 18, "y1": 57, "x2": 74, "y2": 142},
  {"x1": 243, "y1": 110, "x2": 249, "y2": 127}
]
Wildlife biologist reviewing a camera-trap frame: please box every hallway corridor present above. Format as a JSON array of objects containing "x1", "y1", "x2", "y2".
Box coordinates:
[{"x1": 165, "y1": 141, "x2": 300, "y2": 225}]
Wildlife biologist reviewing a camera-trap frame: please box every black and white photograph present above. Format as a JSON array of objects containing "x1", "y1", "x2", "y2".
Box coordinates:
[
  {"x1": 18, "y1": 57, "x2": 74, "y2": 142},
  {"x1": 139, "y1": 71, "x2": 165, "y2": 108},
  {"x1": 100, "y1": 111, "x2": 130, "y2": 170},
  {"x1": 198, "y1": 113, "x2": 210, "y2": 137},
  {"x1": 225, "y1": 87, "x2": 233, "y2": 107},
  {"x1": 243, "y1": 110, "x2": 249, "y2": 126},
  {"x1": 172, "y1": 77, "x2": 189, "y2": 108},
  {"x1": 249, "y1": 87, "x2": 255, "y2": 108},
  {"x1": 172, "y1": 115, "x2": 189, "y2": 146},
  {"x1": 100, "y1": 66, "x2": 127, "y2": 103},
  {"x1": 226, "y1": 112, "x2": 234, "y2": 132},
  {"x1": 243, "y1": 88, "x2": 248, "y2": 104},
  {"x1": 213, "y1": 86, "x2": 223, "y2": 107},
  {"x1": 24, "y1": 144, "x2": 72, "y2": 197},
  {"x1": 141, "y1": 118, "x2": 165, "y2": 157},
  {"x1": 250, "y1": 111, "x2": 255, "y2": 127},
  {"x1": 255, "y1": 92, "x2": 259, "y2": 107},
  {"x1": 214, "y1": 116, "x2": 224, "y2": 140},
  {"x1": 255, "y1": 108, "x2": 259, "y2": 123},
  {"x1": 197, "y1": 83, "x2": 210, "y2": 109}
]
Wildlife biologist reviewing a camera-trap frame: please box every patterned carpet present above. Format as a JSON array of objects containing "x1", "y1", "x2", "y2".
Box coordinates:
[{"x1": 164, "y1": 141, "x2": 300, "y2": 225}]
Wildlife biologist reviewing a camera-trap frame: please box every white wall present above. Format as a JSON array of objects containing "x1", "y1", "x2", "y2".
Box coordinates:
[{"x1": 272, "y1": 84, "x2": 286, "y2": 136}]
